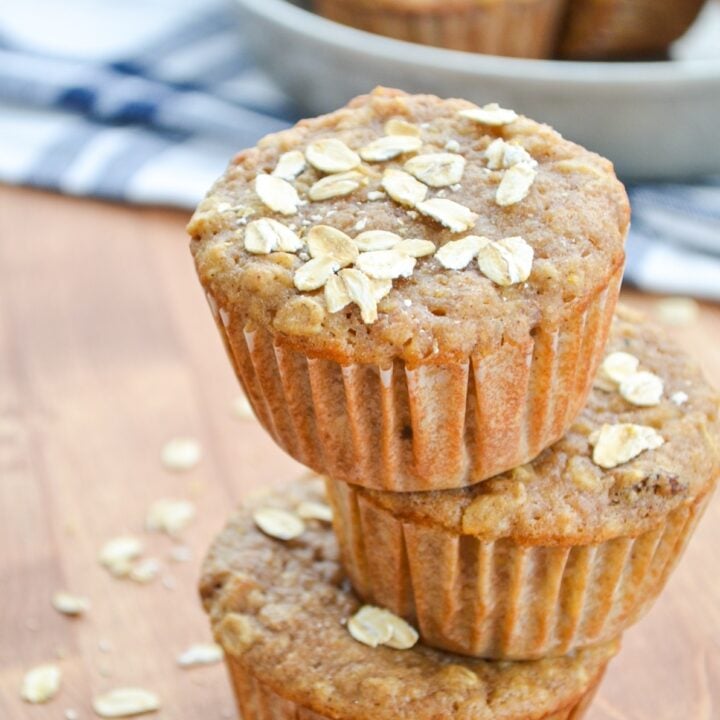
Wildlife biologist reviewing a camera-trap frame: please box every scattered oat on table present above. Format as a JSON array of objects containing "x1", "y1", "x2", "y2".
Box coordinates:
[
  {"x1": 160, "y1": 437, "x2": 202, "y2": 471},
  {"x1": 98, "y1": 537, "x2": 144, "y2": 577},
  {"x1": 98, "y1": 639, "x2": 113, "y2": 654},
  {"x1": 128, "y1": 558, "x2": 161, "y2": 584},
  {"x1": 161, "y1": 575, "x2": 177, "y2": 591},
  {"x1": 169, "y1": 544, "x2": 192, "y2": 563},
  {"x1": 177, "y1": 643, "x2": 224, "y2": 668},
  {"x1": 21, "y1": 664, "x2": 62, "y2": 704},
  {"x1": 92, "y1": 688, "x2": 160, "y2": 718},
  {"x1": 52, "y1": 591, "x2": 90, "y2": 616},
  {"x1": 145, "y1": 498, "x2": 195, "y2": 536}
]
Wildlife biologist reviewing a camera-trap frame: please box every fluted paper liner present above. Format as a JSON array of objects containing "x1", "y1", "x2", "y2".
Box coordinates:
[
  {"x1": 205, "y1": 265, "x2": 623, "y2": 492},
  {"x1": 315, "y1": 0, "x2": 566, "y2": 59},
  {"x1": 226, "y1": 657, "x2": 606, "y2": 720},
  {"x1": 327, "y1": 477, "x2": 713, "y2": 660}
]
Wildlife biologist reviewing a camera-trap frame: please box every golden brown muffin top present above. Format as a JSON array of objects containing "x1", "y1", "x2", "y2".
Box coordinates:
[
  {"x1": 200, "y1": 478, "x2": 619, "y2": 720},
  {"x1": 189, "y1": 88, "x2": 628, "y2": 365},
  {"x1": 352, "y1": 307, "x2": 720, "y2": 543}
]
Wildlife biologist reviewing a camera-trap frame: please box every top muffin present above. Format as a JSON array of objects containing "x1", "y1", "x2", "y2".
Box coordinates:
[{"x1": 189, "y1": 87, "x2": 629, "y2": 367}]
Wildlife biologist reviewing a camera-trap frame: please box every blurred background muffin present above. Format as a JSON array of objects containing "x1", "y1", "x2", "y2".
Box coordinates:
[
  {"x1": 559, "y1": 0, "x2": 710, "y2": 59},
  {"x1": 313, "y1": 0, "x2": 711, "y2": 60},
  {"x1": 313, "y1": 0, "x2": 568, "y2": 57}
]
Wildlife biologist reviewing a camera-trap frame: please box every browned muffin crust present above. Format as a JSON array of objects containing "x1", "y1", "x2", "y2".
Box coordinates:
[
  {"x1": 189, "y1": 87, "x2": 629, "y2": 366},
  {"x1": 349, "y1": 307, "x2": 720, "y2": 543},
  {"x1": 200, "y1": 478, "x2": 619, "y2": 720}
]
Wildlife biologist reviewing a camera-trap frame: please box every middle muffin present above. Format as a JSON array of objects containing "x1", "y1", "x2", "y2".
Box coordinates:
[{"x1": 326, "y1": 309, "x2": 720, "y2": 659}]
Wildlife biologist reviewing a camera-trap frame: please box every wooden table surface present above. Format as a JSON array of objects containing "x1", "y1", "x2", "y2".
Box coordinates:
[{"x1": 1, "y1": 184, "x2": 718, "y2": 720}]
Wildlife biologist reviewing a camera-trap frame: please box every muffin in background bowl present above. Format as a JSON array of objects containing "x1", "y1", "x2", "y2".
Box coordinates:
[
  {"x1": 559, "y1": 0, "x2": 709, "y2": 59},
  {"x1": 313, "y1": 0, "x2": 567, "y2": 58}
]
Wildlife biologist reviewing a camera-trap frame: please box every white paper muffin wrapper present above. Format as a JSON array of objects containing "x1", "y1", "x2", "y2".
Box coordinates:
[
  {"x1": 204, "y1": 265, "x2": 623, "y2": 492},
  {"x1": 326, "y1": 477, "x2": 713, "y2": 660}
]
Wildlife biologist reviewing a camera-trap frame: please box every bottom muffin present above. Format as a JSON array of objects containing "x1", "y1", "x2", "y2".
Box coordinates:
[
  {"x1": 200, "y1": 478, "x2": 619, "y2": 720},
  {"x1": 326, "y1": 308, "x2": 720, "y2": 659}
]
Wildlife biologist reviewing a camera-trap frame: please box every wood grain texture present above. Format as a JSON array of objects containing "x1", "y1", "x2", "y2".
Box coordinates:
[{"x1": 0, "y1": 185, "x2": 718, "y2": 720}]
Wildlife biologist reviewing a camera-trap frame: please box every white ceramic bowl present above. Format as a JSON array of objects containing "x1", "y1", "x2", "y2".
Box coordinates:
[{"x1": 234, "y1": 0, "x2": 720, "y2": 179}]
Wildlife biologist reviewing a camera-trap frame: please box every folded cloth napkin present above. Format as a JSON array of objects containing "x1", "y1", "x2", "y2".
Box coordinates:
[
  {"x1": 1, "y1": 0, "x2": 719, "y2": 299},
  {"x1": 0, "y1": 0, "x2": 295, "y2": 207}
]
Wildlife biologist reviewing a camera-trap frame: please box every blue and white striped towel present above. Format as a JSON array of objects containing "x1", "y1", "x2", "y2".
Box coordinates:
[{"x1": 1, "y1": 0, "x2": 719, "y2": 299}]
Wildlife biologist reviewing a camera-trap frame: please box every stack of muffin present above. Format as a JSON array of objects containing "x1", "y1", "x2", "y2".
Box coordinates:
[{"x1": 189, "y1": 87, "x2": 719, "y2": 720}]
